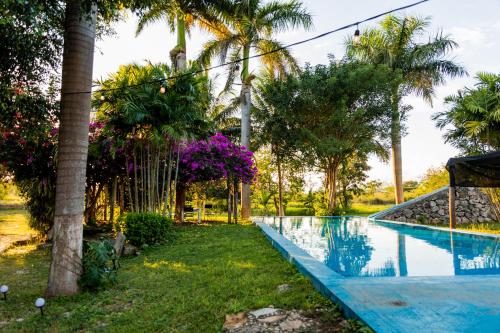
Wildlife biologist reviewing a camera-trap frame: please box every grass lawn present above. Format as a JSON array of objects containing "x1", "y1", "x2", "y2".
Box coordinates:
[
  {"x1": 0, "y1": 222, "x2": 364, "y2": 332},
  {"x1": 345, "y1": 203, "x2": 393, "y2": 217},
  {"x1": 424, "y1": 221, "x2": 500, "y2": 235},
  {"x1": 0, "y1": 209, "x2": 35, "y2": 252}
]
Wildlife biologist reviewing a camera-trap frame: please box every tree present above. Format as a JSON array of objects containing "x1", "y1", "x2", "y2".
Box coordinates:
[
  {"x1": 348, "y1": 15, "x2": 465, "y2": 204},
  {"x1": 254, "y1": 72, "x2": 302, "y2": 216},
  {"x1": 433, "y1": 72, "x2": 500, "y2": 154},
  {"x1": 46, "y1": 0, "x2": 154, "y2": 296},
  {"x1": 198, "y1": 0, "x2": 312, "y2": 218},
  {"x1": 179, "y1": 133, "x2": 257, "y2": 223},
  {"x1": 46, "y1": 0, "x2": 98, "y2": 297},
  {"x1": 294, "y1": 60, "x2": 393, "y2": 213},
  {"x1": 94, "y1": 62, "x2": 212, "y2": 220}
]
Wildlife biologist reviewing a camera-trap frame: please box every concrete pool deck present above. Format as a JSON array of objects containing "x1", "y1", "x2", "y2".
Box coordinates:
[{"x1": 256, "y1": 221, "x2": 500, "y2": 333}]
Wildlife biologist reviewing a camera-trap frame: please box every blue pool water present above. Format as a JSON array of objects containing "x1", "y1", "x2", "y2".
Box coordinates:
[{"x1": 262, "y1": 216, "x2": 500, "y2": 277}]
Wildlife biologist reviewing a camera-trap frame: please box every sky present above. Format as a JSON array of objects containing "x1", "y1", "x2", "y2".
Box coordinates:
[{"x1": 92, "y1": 0, "x2": 500, "y2": 184}]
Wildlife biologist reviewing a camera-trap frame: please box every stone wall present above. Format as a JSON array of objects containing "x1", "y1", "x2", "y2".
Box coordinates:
[{"x1": 374, "y1": 187, "x2": 496, "y2": 224}]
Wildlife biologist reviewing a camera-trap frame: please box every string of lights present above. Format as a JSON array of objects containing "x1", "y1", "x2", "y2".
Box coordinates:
[{"x1": 68, "y1": 0, "x2": 429, "y2": 97}]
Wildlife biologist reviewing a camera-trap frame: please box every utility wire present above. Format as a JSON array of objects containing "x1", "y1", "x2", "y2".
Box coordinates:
[{"x1": 66, "y1": 0, "x2": 429, "y2": 96}]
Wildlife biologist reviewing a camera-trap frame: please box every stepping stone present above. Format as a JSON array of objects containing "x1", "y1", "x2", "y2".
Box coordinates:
[
  {"x1": 257, "y1": 314, "x2": 286, "y2": 323},
  {"x1": 249, "y1": 307, "x2": 280, "y2": 318},
  {"x1": 277, "y1": 284, "x2": 290, "y2": 293}
]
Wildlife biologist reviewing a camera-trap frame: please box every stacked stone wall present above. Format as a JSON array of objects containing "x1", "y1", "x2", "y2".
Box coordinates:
[{"x1": 377, "y1": 187, "x2": 496, "y2": 224}]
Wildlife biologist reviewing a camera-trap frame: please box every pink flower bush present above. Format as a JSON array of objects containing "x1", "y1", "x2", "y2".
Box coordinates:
[{"x1": 179, "y1": 133, "x2": 257, "y2": 184}]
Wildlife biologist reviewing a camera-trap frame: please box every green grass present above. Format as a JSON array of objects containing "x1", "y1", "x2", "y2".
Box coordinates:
[
  {"x1": 0, "y1": 223, "x2": 361, "y2": 332},
  {"x1": 346, "y1": 203, "x2": 393, "y2": 217},
  {"x1": 0, "y1": 209, "x2": 35, "y2": 252},
  {"x1": 423, "y1": 221, "x2": 500, "y2": 235}
]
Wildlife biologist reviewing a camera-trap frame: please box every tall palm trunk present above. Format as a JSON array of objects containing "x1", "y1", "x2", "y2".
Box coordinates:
[
  {"x1": 240, "y1": 44, "x2": 251, "y2": 219},
  {"x1": 277, "y1": 155, "x2": 284, "y2": 216},
  {"x1": 47, "y1": 0, "x2": 96, "y2": 297},
  {"x1": 172, "y1": 15, "x2": 186, "y2": 71},
  {"x1": 391, "y1": 90, "x2": 404, "y2": 204}
]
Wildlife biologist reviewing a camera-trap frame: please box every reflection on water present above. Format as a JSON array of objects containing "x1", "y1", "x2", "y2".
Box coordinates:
[{"x1": 262, "y1": 216, "x2": 500, "y2": 277}]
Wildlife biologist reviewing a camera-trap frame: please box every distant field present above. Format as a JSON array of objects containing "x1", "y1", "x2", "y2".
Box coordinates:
[{"x1": 346, "y1": 203, "x2": 393, "y2": 216}]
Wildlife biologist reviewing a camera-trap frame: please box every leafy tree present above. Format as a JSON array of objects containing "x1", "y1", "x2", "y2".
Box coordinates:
[
  {"x1": 337, "y1": 155, "x2": 370, "y2": 212},
  {"x1": 198, "y1": 0, "x2": 312, "y2": 218},
  {"x1": 433, "y1": 72, "x2": 500, "y2": 154},
  {"x1": 412, "y1": 166, "x2": 448, "y2": 196},
  {"x1": 348, "y1": 15, "x2": 465, "y2": 204},
  {"x1": 295, "y1": 59, "x2": 393, "y2": 213},
  {"x1": 252, "y1": 150, "x2": 277, "y2": 215},
  {"x1": 254, "y1": 72, "x2": 303, "y2": 215}
]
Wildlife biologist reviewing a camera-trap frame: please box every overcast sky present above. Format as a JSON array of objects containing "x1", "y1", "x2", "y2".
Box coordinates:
[{"x1": 93, "y1": 0, "x2": 500, "y2": 184}]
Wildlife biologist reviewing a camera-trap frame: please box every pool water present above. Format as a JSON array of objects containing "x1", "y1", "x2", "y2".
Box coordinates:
[{"x1": 262, "y1": 216, "x2": 500, "y2": 277}]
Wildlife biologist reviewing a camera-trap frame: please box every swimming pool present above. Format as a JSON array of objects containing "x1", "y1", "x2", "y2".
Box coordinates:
[{"x1": 261, "y1": 216, "x2": 500, "y2": 277}]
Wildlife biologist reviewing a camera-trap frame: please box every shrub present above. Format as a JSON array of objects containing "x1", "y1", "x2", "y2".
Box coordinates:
[
  {"x1": 79, "y1": 240, "x2": 118, "y2": 291},
  {"x1": 117, "y1": 212, "x2": 175, "y2": 246}
]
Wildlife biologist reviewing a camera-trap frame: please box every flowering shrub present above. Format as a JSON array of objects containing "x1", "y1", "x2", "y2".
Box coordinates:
[{"x1": 179, "y1": 133, "x2": 257, "y2": 185}]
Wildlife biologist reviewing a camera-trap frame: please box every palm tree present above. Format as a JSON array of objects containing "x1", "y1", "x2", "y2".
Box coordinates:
[
  {"x1": 348, "y1": 15, "x2": 465, "y2": 204},
  {"x1": 136, "y1": 0, "x2": 194, "y2": 70},
  {"x1": 198, "y1": 0, "x2": 312, "y2": 218},
  {"x1": 46, "y1": 0, "x2": 97, "y2": 296},
  {"x1": 433, "y1": 72, "x2": 500, "y2": 154}
]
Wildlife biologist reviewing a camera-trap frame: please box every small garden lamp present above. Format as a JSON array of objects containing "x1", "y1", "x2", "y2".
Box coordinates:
[
  {"x1": 159, "y1": 85, "x2": 166, "y2": 94},
  {"x1": 1, "y1": 285, "x2": 8, "y2": 300},
  {"x1": 353, "y1": 24, "x2": 361, "y2": 45},
  {"x1": 35, "y1": 297, "x2": 46, "y2": 316},
  {"x1": 100, "y1": 95, "x2": 105, "y2": 101}
]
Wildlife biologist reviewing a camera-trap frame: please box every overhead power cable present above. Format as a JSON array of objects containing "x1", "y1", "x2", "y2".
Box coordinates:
[{"x1": 65, "y1": 0, "x2": 429, "y2": 96}]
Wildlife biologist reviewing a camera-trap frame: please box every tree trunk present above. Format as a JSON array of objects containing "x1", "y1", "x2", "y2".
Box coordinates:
[
  {"x1": 110, "y1": 177, "x2": 117, "y2": 223},
  {"x1": 46, "y1": 0, "x2": 96, "y2": 297},
  {"x1": 240, "y1": 45, "x2": 252, "y2": 219},
  {"x1": 326, "y1": 163, "x2": 339, "y2": 213},
  {"x1": 227, "y1": 178, "x2": 232, "y2": 224},
  {"x1": 174, "y1": 183, "x2": 186, "y2": 223},
  {"x1": 277, "y1": 156, "x2": 284, "y2": 216},
  {"x1": 391, "y1": 91, "x2": 404, "y2": 204},
  {"x1": 172, "y1": 15, "x2": 186, "y2": 71}
]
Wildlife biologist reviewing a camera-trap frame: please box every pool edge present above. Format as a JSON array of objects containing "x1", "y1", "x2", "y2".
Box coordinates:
[{"x1": 255, "y1": 221, "x2": 383, "y2": 331}]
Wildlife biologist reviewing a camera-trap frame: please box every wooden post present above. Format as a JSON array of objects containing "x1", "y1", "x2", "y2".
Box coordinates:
[{"x1": 449, "y1": 186, "x2": 457, "y2": 229}]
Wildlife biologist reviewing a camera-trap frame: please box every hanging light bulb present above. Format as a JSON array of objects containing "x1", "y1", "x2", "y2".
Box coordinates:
[
  {"x1": 159, "y1": 86, "x2": 166, "y2": 94},
  {"x1": 353, "y1": 24, "x2": 361, "y2": 45}
]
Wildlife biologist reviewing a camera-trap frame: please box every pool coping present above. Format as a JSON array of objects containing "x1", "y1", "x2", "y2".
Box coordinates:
[{"x1": 255, "y1": 218, "x2": 500, "y2": 332}]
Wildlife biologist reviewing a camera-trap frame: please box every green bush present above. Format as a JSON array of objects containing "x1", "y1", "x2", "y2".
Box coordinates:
[
  {"x1": 117, "y1": 212, "x2": 175, "y2": 246},
  {"x1": 79, "y1": 240, "x2": 118, "y2": 291}
]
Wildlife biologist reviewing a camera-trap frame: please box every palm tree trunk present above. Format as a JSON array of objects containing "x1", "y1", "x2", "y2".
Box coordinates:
[
  {"x1": 277, "y1": 155, "x2": 284, "y2": 216},
  {"x1": 240, "y1": 44, "x2": 251, "y2": 219},
  {"x1": 173, "y1": 16, "x2": 186, "y2": 70},
  {"x1": 391, "y1": 91, "x2": 404, "y2": 204},
  {"x1": 46, "y1": 0, "x2": 96, "y2": 297}
]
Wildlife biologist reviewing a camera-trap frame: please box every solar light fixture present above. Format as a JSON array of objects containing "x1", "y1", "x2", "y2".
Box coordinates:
[
  {"x1": 353, "y1": 25, "x2": 361, "y2": 45},
  {"x1": 159, "y1": 86, "x2": 166, "y2": 94},
  {"x1": 100, "y1": 95, "x2": 105, "y2": 101},
  {"x1": 35, "y1": 297, "x2": 46, "y2": 316},
  {"x1": 0, "y1": 285, "x2": 8, "y2": 300}
]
